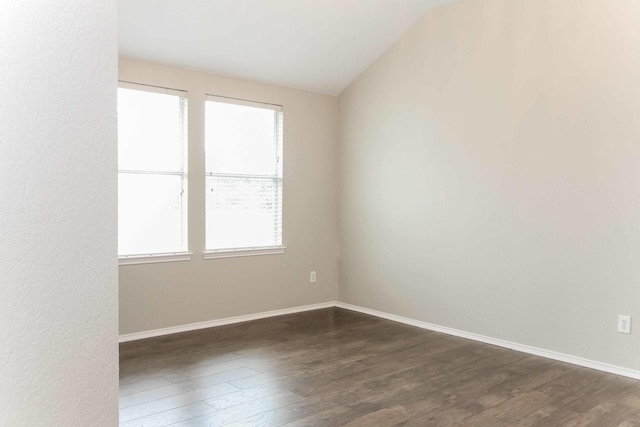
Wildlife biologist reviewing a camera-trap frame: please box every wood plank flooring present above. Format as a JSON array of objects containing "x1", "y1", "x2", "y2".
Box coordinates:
[{"x1": 120, "y1": 308, "x2": 640, "y2": 426}]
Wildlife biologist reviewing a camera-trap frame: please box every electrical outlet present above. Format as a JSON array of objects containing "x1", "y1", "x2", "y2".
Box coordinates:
[
  {"x1": 618, "y1": 315, "x2": 632, "y2": 334},
  {"x1": 310, "y1": 271, "x2": 317, "y2": 284}
]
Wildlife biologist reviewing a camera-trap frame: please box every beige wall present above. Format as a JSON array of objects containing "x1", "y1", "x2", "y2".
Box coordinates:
[
  {"x1": 339, "y1": 0, "x2": 640, "y2": 370},
  {"x1": 119, "y1": 58, "x2": 339, "y2": 335}
]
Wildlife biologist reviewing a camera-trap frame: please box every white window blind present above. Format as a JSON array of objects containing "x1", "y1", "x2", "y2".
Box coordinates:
[
  {"x1": 117, "y1": 83, "x2": 188, "y2": 256},
  {"x1": 205, "y1": 95, "x2": 283, "y2": 252}
]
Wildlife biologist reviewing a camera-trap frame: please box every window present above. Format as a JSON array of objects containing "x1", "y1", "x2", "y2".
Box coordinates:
[
  {"x1": 117, "y1": 83, "x2": 189, "y2": 262},
  {"x1": 205, "y1": 96, "x2": 284, "y2": 257}
]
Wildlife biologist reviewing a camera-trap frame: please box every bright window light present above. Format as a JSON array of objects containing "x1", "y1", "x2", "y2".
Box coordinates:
[
  {"x1": 205, "y1": 96, "x2": 283, "y2": 251},
  {"x1": 117, "y1": 84, "x2": 188, "y2": 256}
]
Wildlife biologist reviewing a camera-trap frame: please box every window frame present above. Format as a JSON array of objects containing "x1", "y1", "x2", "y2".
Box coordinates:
[
  {"x1": 117, "y1": 81, "x2": 192, "y2": 265},
  {"x1": 203, "y1": 94, "x2": 286, "y2": 259}
]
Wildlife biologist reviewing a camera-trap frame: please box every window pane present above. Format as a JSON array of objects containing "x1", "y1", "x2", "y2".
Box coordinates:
[
  {"x1": 206, "y1": 176, "x2": 282, "y2": 250},
  {"x1": 118, "y1": 173, "x2": 185, "y2": 255},
  {"x1": 118, "y1": 88, "x2": 186, "y2": 172},
  {"x1": 205, "y1": 101, "x2": 278, "y2": 175}
]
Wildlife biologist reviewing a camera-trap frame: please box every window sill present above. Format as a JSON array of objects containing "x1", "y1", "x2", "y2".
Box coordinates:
[
  {"x1": 119, "y1": 252, "x2": 193, "y2": 266},
  {"x1": 203, "y1": 246, "x2": 287, "y2": 260}
]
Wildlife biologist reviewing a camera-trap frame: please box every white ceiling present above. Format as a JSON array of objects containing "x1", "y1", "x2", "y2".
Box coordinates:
[{"x1": 119, "y1": 0, "x2": 454, "y2": 95}]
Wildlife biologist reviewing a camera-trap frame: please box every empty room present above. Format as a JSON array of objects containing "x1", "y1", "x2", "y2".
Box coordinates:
[{"x1": 3, "y1": 0, "x2": 640, "y2": 426}]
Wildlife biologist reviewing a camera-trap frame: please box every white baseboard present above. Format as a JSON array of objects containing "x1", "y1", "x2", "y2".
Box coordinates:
[
  {"x1": 335, "y1": 301, "x2": 640, "y2": 380},
  {"x1": 118, "y1": 299, "x2": 640, "y2": 380},
  {"x1": 118, "y1": 301, "x2": 336, "y2": 343}
]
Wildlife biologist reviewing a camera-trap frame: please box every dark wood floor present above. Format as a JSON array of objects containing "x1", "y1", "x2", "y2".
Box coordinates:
[{"x1": 120, "y1": 308, "x2": 640, "y2": 426}]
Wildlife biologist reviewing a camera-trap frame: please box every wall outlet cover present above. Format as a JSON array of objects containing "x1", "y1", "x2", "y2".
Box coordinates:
[{"x1": 618, "y1": 315, "x2": 632, "y2": 334}]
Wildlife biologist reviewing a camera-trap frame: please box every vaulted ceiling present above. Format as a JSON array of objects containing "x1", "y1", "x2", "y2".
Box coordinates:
[{"x1": 119, "y1": 0, "x2": 455, "y2": 95}]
